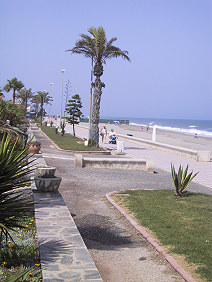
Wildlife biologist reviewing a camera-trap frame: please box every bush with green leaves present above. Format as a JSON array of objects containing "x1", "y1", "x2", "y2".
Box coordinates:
[
  {"x1": 171, "y1": 164, "x2": 198, "y2": 197},
  {"x1": 0, "y1": 132, "x2": 34, "y2": 244},
  {"x1": 0, "y1": 99, "x2": 27, "y2": 128}
]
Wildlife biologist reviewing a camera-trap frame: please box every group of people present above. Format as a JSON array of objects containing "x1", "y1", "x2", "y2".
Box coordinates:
[{"x1": 100, "y1": 126, "x2": 117, "y2": 143}]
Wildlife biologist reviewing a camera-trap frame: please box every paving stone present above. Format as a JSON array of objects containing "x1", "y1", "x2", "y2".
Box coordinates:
[
  {"x1": 64, "y1": 235, "x2": 86, "y2": 247},
  {"x1": 42, "y1": 264, "x2": 60, "y2": 271},
  {"x1": 84, "y1": 269, "x2": 102, "y2": 280},
  {"x1": 60, "y1": 256, "x2": 74, "y2": 264},
  {"x1": 62, "y1": 227, "x2": 79, "y2": 234},
  {"x1": 59, "y1": 271, "x2": 82, "y2": 279},
  {"x1": 42, "y1": 272, "x2": 55, "y2": 278},
  {"x1": 75, "y1": 249, "x2": 95, "y2": 264}
]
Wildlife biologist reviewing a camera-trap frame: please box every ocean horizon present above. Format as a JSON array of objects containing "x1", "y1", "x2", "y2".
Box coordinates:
[{"x1": 102, "y1": 117, "x2": 212, "y2": 138}]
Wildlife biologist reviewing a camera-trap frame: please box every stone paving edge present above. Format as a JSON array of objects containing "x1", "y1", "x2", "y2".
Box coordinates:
[
  {"x1": 36, "y1": 125, "x2": 111, "y2": 155},
  {"x1": 106, "y1": 190, "x2": 196, "y2": 282}
]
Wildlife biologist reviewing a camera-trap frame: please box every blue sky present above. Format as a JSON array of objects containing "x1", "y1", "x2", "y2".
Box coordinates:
[{"x1": 1, "y1": 0, "x2": 211, "y2": 120}]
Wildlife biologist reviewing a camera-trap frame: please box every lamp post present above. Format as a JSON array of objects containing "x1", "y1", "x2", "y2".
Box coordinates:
[
  {"x1": 49, "y1": 83, "x2": 54, "y2": 121},
  {"x1": 88, "y1": 57, "x2": 93, "y2": 140},
  {"x1": 60, "y1": 69, "x2": 66, "y2": 124},
  {"x1": 42, "y1": 90, "x2": 46, "y2": 123}
]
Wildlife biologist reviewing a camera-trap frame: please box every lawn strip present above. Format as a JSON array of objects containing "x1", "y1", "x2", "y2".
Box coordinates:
[
  {"x1": 112, "y1": 189, "x2": 212, "y2": 282},
  {"x1": 40, "y1": 126, "x2": 105, "y2": 151}
]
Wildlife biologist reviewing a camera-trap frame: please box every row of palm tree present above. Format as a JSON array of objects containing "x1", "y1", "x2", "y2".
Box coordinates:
[{"x1": 1, "y1": 78, "x2": 52, "y2": 120}]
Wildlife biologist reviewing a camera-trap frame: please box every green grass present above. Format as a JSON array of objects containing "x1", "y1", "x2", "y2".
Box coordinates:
[
  {"x1": 41, "y1": 126, "x2": 105, "y2": 151},
  {"x1": 113, "y1": 190, "x2": 212, "y2": 281},
  {"x1": 0, "y1": 217, "x2": 42, "y2": 281}
]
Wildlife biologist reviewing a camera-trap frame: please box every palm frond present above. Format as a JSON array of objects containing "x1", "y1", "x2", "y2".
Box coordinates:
[{"x1": 66, "y1": 26, "x2": 131, "y2": 66}]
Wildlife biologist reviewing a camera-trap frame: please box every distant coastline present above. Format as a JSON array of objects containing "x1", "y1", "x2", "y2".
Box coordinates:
[{"x1": 102, "y1": 117, "x2": 212, "y2": 138}]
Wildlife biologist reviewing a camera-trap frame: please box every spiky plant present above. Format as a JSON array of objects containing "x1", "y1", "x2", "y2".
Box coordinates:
[
  {"x1": 0, "y1": 132, "x2": 34, "y2": 245},
  {"x1": 66, "y1": 26, "x2": 130, "y2": 146},
  {"x1": 171, "y1": 164, "x2": 198, "y2": 197}
]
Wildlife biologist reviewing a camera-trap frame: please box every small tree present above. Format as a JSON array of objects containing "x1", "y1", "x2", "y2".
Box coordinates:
[{"x1": 66, "y1": 94, "x2": 82, "y2": 137}]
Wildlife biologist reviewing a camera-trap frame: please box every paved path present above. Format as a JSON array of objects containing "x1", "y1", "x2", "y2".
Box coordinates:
[
  {"x1": 62, "y1": 123, "x2": 212, "y2": 190},
  {"x1": 30, "y1": 126, "x2": 102, "y2": 281}
]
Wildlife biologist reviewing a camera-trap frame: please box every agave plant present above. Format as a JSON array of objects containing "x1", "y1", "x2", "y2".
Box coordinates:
[
  {"x1": 0, "y1": 132, "x2": 34, "y2": 245},
  {"x1": 171, "y1": 164, "x2": 198, "y2": 197},
  {"x1": 60, "y1": 119, "x2": 66, "y2": 136}
]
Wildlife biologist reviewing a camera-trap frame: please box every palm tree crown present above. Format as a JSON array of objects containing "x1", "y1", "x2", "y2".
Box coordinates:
[
  {"x1": 16, "y1": 88, "x2": 34, "y2": 112},
  {"x1": 4, "y1": 77, "x2": 24, "y2": 104},
  {"x1": 67, "y1": 26, "x2": 130, "y2": 71}
]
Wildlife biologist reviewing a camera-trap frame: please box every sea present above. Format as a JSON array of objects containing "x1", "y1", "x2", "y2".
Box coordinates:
[{"x1": 104, "y1": 117, "x2": 212, "y2": 138}]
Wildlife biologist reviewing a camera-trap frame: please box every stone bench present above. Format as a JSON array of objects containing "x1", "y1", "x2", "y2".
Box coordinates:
[{"x1": 74, "y1": 154, "x2": 154, "y2": 172}]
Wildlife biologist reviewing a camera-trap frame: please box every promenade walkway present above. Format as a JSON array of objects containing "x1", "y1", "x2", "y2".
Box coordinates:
[
  {"x1": 30, "y1": 125, "x2": 102, "y2": 281},
  {"x1": 63, "y1": 123, "x2": 212, "y2": 190}
]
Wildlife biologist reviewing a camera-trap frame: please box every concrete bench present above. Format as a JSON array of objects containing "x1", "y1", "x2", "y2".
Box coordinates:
[{"x1": 74, "y1": 154, "x2": 154, "y2": 172}]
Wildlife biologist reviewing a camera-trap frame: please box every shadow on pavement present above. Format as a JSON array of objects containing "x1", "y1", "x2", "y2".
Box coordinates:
[{"x1": 75, "y1": 213, "x2": 139, "y2": 251}]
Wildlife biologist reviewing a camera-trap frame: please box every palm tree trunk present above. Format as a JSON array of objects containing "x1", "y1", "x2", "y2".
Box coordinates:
[
  {"x1": 13, "y1": 90, "x2": 15, "y2": 104},
  {"x1": 73, "y1": 123, "x2": 75, "y2": 137},
  {"x1": 25, "y1": 99, "x2": 27, "y2": 115},
  {"x1": 89, "y1": 76, "x2": 105, "y2": 146}
]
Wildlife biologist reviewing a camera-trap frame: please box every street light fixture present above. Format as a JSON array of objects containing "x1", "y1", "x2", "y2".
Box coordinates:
[
  {"x1": 88, "y1": 57, "x2": 93, "y2": 140},
  {"x1": 49, "y1": 83, "x2": 54, "y2": 121},
  {"x1": 60, "y1": 69, "x2": 66, "y2": 124}
]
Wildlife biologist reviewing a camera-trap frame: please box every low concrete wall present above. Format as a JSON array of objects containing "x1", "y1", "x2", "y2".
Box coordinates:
[
  {"x1": 74, "y1": 155, "x2": 154, "y2": 172},
  {"x1": 117, "y1": 134, "x2": 211, "y2": 162}
]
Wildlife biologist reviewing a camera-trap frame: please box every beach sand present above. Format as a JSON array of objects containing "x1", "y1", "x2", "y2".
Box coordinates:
[{"x1": 97, "y1": 123, "x2": 212, "y2": 153}]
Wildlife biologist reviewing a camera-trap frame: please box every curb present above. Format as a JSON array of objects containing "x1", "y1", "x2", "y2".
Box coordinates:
[
  {"x1": 106, "y1": 190, "x2": 196, "y2": 282},
  {"x1": 36, "y1": 126, "x2": 111, "y2": 155}
]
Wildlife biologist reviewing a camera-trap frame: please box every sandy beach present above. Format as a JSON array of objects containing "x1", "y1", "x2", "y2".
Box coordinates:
[{"x1": 96, "y1": 123, "x2": 212, "y2": 153}]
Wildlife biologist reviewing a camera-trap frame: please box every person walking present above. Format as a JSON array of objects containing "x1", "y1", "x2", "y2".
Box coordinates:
[{"x1": 100, "y1": 126, "x2": 107, "y2": 143}]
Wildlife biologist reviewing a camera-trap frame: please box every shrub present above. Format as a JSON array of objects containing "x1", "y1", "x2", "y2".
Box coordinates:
[
  {"x1": 0, "y1": 132, "x2": 34, "y2": 244},
  {"x1": 171, "y1": 164, "x2": 198, "y2": 197}
]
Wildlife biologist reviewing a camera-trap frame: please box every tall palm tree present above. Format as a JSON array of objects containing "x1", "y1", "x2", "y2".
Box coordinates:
[
  {"x1": 36, "y1": 91, "x2": 52, "y2": 121},
  {"x1": 4, "y1": 77, "x2": 24, "y2": 104},
  {"x1": 31, "y1": 95, "x2": 40, "y2": 118},
  {"x1": 16, "y1": 88, "x2": 34, "y2": 113},
  {"x1": 66, "y1": 26, "x2": 130, "y2": 146}
]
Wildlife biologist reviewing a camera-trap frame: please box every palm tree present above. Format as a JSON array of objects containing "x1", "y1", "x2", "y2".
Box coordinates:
[
  {"x1": 16, "y1": 88, "x2": 34, "y2": 113},
  {"x1": 66, "y1": 26, "x2": 130, "y2": 146},
  {"x1": 31, "y1": 95, "x2": 40, "y2": 118},
  {"x1": 3, "y1": 77, "x2": 24, "y2": 104},
  {"x1": 36, "y1": 91, "x2": 52, "y2": 121}
]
